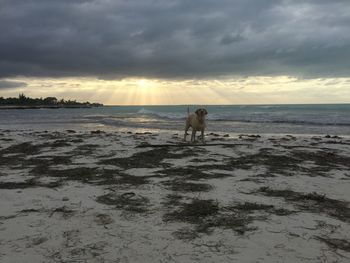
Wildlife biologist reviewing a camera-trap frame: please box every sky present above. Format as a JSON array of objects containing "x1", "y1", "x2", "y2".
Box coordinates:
[{"x1": 0, "y1": 0, "x2": 350, "y2": 105}]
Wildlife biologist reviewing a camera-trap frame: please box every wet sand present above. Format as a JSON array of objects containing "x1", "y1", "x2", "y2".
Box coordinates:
[{"x1": 0, "y1": 129, "x2": 349, "y2": 262}]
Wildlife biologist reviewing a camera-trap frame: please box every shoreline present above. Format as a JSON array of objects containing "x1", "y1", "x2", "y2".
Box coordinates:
[{"x1": 1, "y1": 124, "x2": 350, "y2": 139}]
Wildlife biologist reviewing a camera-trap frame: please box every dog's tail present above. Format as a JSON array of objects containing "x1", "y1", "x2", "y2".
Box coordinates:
[{"x1": 187, "y1": 106, "x2": 190, "y2": 116}]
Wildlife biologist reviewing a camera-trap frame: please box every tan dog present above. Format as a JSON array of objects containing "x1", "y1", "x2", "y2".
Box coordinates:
[{"x1": 184, "y1": 108, "x2": 208, "y2": 143}]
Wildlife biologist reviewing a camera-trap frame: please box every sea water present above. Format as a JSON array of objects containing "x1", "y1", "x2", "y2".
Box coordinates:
[{"x1": 1, "y1": 104, "x2": 350, "y2": 135}]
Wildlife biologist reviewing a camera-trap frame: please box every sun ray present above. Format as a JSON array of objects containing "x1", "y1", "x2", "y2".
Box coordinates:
[{"x1": 2, "y1": 76, "x2": 350, "y2": 105}]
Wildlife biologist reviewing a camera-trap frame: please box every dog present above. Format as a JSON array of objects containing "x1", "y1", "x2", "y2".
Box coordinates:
[{"x1": 184, "y1": 107, "x2": 208, "y2": 143}]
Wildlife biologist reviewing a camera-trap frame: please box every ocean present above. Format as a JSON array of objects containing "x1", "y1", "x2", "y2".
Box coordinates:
[{"x1": 1, "y1": 104, "x2": 350, "y2": 135}]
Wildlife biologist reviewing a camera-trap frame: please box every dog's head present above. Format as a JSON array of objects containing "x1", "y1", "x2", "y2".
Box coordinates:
[{"x1": 195, "y1": 108, "x2": 208, "y2": 120}]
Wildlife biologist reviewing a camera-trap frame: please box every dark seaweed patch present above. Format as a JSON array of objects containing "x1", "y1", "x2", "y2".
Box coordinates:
[
  {"x1": 100, "y1": 148, "x2": 172, "y2": 169},
  {"x1": 49, "y1": 206, "x2": 75, "y2": 218},
  {"x1": 0, "y1": 142, "x2": 44, "y2": 166},
  {"x1": 96, "y1": 192, "x2": 149, "y2": 213},
  {"x1": 239, "y1": 178, "x2": 265, "y2": 183},
  {"x1": 156, "y1": 167, "x2": 229, "y2": 180},
  {"x1": 231, "y1": 202, "x2": 274, "y2": 211},
  {"x1": 195, "y1": 147, "x2": 350, "y2": 177},
  {"x1": 100, "y1": 147, "x2": 208, "y2": 169},
  {"x1": 256, "y1": 187, "x2": 350, "y2": 222},
  {"x1": 115, "y1": 173, "x2": 148, "y2": 186},
  {"x1": 1, "y1": 142, "x2": 42, "y2": 155},
  {"x1": 164, "y1": 199, "x2": 296, "y2": 239},
  {"x1": 316, "y1": 237, "x2": 350, "y2": 252},
  {"x1": 94, "y1": 213, "x2": 114, "y2": 225},
  {"x1": 164, "y1": 199, "x2": 219, "y2": 224},
  {"x1": 172, "y1": 227, "x2": 199, "y2": 240},
  {"x1": 0, "y1": 138, "x2": 13, "y2": 142},
  {"x1": 163, "y1": 199, "x2": 255, "y2": 235},
  {"x1": 34, "y1": 167, "x2": 99, "y2": 183},
  {"x1": 162, "y1": 194, "x2": 184, "y2": 207},
  {"x1": 162, "y1": 180, "x2": 213, "y2": 192},
  {"x1": 0, "y1": 154, "x2": 23, "y2": 166},
  {"x1": 196, "y1": 214, "x2": 256, "y2": 235},
  {"x1": 50, "y1": 139, "x2": 71, "y2": 148},
  {"x1": 70, "y1": 138, "x2": 84, "y2": 143},
  {"x1": 190, "y1": 158, "x2": 219, "y2": 163},
  {"x1": 292, "y1": 149, "x2": 350, "y2": 172},
  {"x1": 35, "y1": 166, "x2": 147, "y2": 186},
  {"x1": 0, "y1": 178, "x2": 61, "y2": 189},
  {"x1": 28, "y1": 155, "x2": 73, "y2": 170},
  {"x1": 25, "y1": 161, "x2": 148, "y2": 188},
  {"x1": 227, "y1": 202, "x2": 295, "y2": 216},
  {"x1": 72, "y1": 144, "x2": 100, "y2": 155}
]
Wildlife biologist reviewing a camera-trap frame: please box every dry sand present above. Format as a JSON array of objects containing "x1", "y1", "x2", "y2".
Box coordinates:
[{"x1": 0, "y1": 129, "x2": 349, "y2": 262}]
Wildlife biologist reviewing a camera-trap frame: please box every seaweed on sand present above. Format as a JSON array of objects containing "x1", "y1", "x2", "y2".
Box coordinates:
[
  {"x1": 256, "y1": 187, "x2": 350, "y2": 222},
  {"x1": 162, "y1": 179, "x2": 213, "y2": 192},
  {"x1": 291, "y1": 149, "x2": 350, "y2": 172},
  {"x1": 0, "y1": 178, "x2": 61, "y2": 189},
  {"x1": 184, "y1": 148, "x2": 299, "y2": 176},
  {"x1": 1, "y1": 142, "x2": 42, "y2": 156},
  {"x1": 28, "y1": 155, "x2": 73, "y2": 170},
  {"x1": 172, "y1": 227, "x2": 200, "y2": 240},
  {"x1": 0, "y1": 142, "x2": 44, "y2": 166},
  {"x1": 163, "y1": 199, "x2": 256, "y2": 236},
  {"x1": 49, "y1": 139, "x2": 71, "y2": 148},
  {"x1": 49, "y1": 206, "x2": 75, "y2": 218},
  {"x1": 96, "y1": 192, "x2": 149, "y2": 213},
  {"x1": 4, "y1": 157, "x2": 148, "y2": 189},
  {"x1": 32, "y1": 166, "x2": 148, "y2": 186},
  {"x1": 231, "y1": 202, "x2": 274, "y2": 211},
  {"x1": 162, "y1": 194, "x2": 183, "y2": 207},
  {"x1": 33, "y1": 167, "x2": 99, "y2": 183},
  {"x1": 227, "y1": 201, "x2": 295, "y2": 216},
  {"x1": 164, "y1": 199, "x2": 296, "y2": 239},
  {"x1": 192, "y1": 146, "x2": 350, "y2": 177},
  {"x1": 100, "y1": 148, "x2": 172, "y2": 169},
  {"x1": 156, "y1": 167, "x2": 229, "y2": 180},
  {"x1": 100, "y1": 147, "x2": 208, "y2": 169},
  {"x1": 164, "y1": 199, "x2": 219, "y2": 224},
  {"x1": 190, "y1": 158, "x2": 219, "y2": 163},
  {"x1": 72, "y1": 144, "x2": 100, "y2": 155},
  {"x1": 94, "y1": 213, "x2": 114, "y2": 225},
  {"x1": 316, "y1": 237, "x2": 350, "y2": 252}
]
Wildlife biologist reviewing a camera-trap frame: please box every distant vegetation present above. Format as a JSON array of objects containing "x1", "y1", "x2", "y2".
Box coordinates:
[{"x1": 0, "y1": 94, "x2": 103, "y2": 108}]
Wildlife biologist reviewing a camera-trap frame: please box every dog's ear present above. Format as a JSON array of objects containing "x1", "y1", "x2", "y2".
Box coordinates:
[
  {"x1": 195, "y1": 109, "x2": 200, "y2": 115},
  {"x1": 203, "y1": 109, "x2": 208, "y2": 115}
]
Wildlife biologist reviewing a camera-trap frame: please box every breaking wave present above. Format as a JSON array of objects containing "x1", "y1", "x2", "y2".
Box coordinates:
[{"x1": 136, "y1": 108, "x2": 350, "y2": 126}]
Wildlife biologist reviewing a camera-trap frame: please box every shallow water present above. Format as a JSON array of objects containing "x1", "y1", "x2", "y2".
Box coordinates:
[{"x1": 1, "y1": 104, "x2": 350, "y2": 135}]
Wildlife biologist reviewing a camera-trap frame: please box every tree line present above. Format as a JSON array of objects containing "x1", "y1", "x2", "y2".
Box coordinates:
[{"x1": 0, "y1": 94, "x2": 103, "y2": 107}]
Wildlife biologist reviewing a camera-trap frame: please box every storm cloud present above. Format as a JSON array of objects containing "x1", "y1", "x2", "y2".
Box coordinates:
[
  {"x1": 0, "y1": 0, "x2": 350, "y2": 79},
  {"x1": 0, "y1": 79, "x2": 27, "y2": 89}
]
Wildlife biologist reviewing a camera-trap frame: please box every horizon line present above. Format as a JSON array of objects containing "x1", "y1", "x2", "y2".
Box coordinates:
[{"x1": 103, "y1": 102, "x2": 350, "y2": 106}]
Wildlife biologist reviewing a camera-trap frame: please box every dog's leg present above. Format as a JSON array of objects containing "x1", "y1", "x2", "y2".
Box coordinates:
[
  {"x1": 191, "y1": 129, "x2": 196, "y2": 142},
  {"x1": 184, "y1": 124, "x2": 189, "y2": 141},
  {"x1": 201, "y1": 128, "x2": 205, "y2": 143}
]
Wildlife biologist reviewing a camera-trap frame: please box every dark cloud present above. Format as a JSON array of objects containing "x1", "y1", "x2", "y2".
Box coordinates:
[
  {"x1": 220, "y1": 34, "x2": 244, "y2": 45},
  {"x1": 0, "y1": 0, "x2": 349, "y2": 79},
  {"x1": 0, "y1": 80, "x2": 27, "y2": 89}
]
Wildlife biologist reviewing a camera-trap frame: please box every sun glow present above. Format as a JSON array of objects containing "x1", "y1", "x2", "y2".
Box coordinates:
[
  {"x1": 136, "y1": 79, "x2": 151, "y2": 88},
  {"x1": 1, "y1": 76, "x2": 350, "y2": 105}
]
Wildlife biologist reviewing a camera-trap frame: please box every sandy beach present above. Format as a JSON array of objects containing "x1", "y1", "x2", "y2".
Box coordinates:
[{"x1": 0, "y1": 128, "x2": 349, "y2": 262}]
